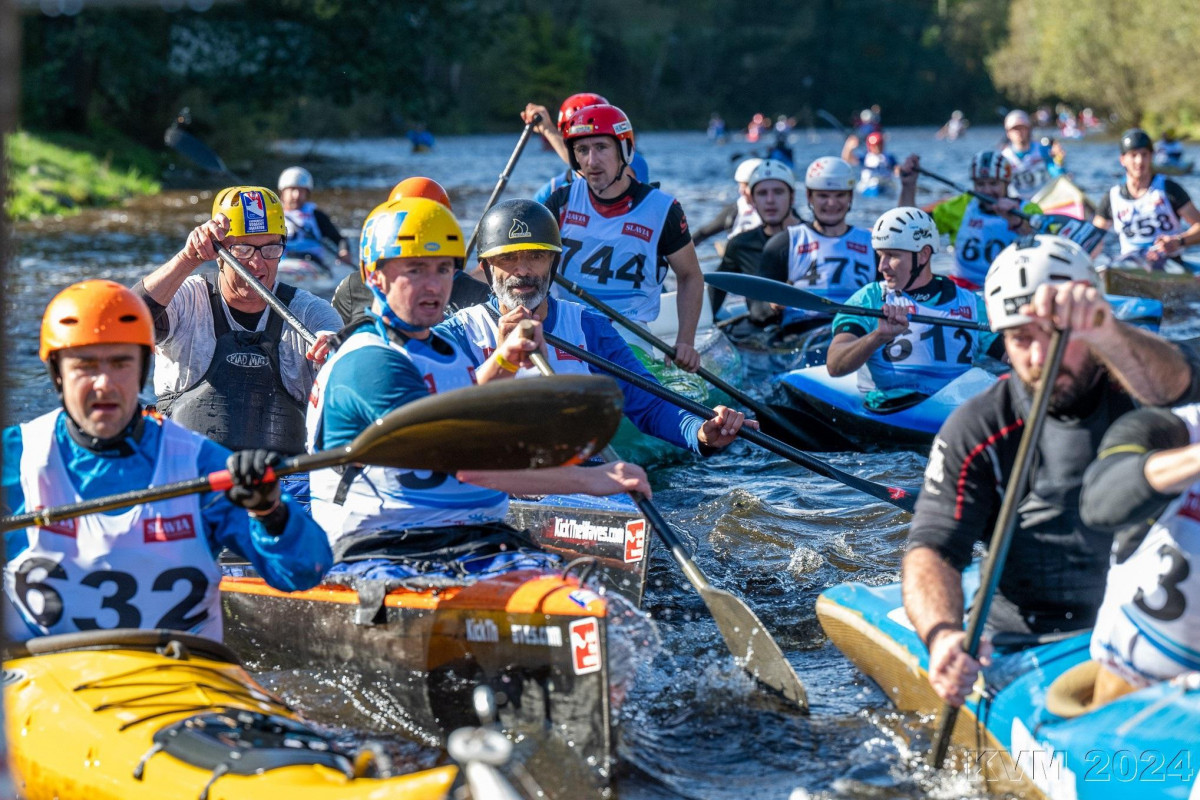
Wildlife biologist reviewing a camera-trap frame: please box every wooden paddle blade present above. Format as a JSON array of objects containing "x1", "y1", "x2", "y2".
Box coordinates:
[
  {"x1": 703, "y1": 273, "x2": 834, "y2": 313},
  {"x1": 349, "y1": 375, "x2": 624, "y2": 471},
  {"x1": 702, "y1": 584, "x2": 809, "y2": 711}
]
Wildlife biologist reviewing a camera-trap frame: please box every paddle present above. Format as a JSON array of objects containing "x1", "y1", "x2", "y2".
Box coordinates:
[
  {"x1": 915, "y1": 167, "x2": 1108, "y2": 252},
  {"x1": 927, "y1": 327, "x2": 1069, "y2": 768},
  {"x1": 1, "y1": 375, "x2": 624, "y2": 534},
  {"x1": 464, "y1": 114, "x2": 542, "y2": 259},
  {"x1": 816, "y1": 109, "x2": 849, "y2": 136},
  {"x1": 704, "y1": 273, "x2": 989, "y2": 332},
  {"x1": 214, "y1": 243, "x2": 319, "y2": 347},
  {"x1": 538, "y1": 328, "x2": 917, "y2": 512},
  {"x1": 519, "y1": 322, "x2": 809, "y2": 710},
  {"x1": 551, "y1": 272, "x2": 820, "y2": 451}
]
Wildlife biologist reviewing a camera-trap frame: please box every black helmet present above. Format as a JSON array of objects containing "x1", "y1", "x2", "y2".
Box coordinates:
[
  {"x1": 476, "y1": 199, "x2": 563, "y2": 279},
  {"x1": 1120, "y1": 128, "x2": 1153, "y2": 154}
]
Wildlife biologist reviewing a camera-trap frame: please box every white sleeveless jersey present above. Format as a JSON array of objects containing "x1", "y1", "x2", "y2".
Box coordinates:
[
  {"x1": 556, "y1": 179, "x2": 676, "y2": 323},
  {"x1": 453, "y1": 302, "x2": 592, "y2": 379},
  {"x1": 1091, "y1": 403, "x2": 1200, "y2": 685},
  {"x1": 283, "y1": 202, "x2": 326, "y2": 260},
  {"x1": 1001, "y1": 145, "x2": 1051, "y2": 200},
  {"x1": 1108, "y1": 175, "x2": 1183, "y2": 255},
  {"x1": 953, "y1": 199, "x2": 1018, "y2": 288},
  {"x1": 306, "y1": 327, "x2": 508, "y2": 545},
  {"x1": 782, "y1": 223, "x2": 875, "y2": 327},
  {"x1": 729, "y1": 195, "x2": 761, "y2": 239},
  {"x1": 4, "y1": 411, "x2": 220, "y2": 643}
]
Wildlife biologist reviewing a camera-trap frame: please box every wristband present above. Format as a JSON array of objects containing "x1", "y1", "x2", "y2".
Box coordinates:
[
  {"x1": 494, "y1": 352, "x2": 520, "y2": 374},
  {"x1": 923, "y1": 621, "x2": 959, "y2": 652}
]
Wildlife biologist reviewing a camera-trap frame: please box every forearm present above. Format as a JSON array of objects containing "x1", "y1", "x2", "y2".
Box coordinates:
[
  {"x1": 902, "y1": 546, "x2": 965, "y2": 649},
  {"x1": 899, "y1": 181, "x2": 917, "y2": 207},
  {"x1": 1144, "y1": 445, "x2": 1200, "y2": 494},
  {"x1": 826, "y1": 331, "x2": 885, "y2": 377},
  {"x1": 1092, "y1": 323, "x2": 1190, "y2": 405},
  {"x1": 673, "y1": 266, "x2": 703, "y2": 346},
  {"x1": 142, "y1": 252, "x2": 202, "y2": 307}
]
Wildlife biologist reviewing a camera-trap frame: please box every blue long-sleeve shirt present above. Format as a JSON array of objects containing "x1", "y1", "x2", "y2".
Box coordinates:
[
  {"x1": 2, "y1": 412, "x2": 332, "y2": 591},
  {"x1": 533, "y1": 152, "x2": 651, "y2": 204}
]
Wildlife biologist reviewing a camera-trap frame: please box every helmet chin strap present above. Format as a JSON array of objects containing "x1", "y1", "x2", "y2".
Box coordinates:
[
  {"x1": 367, "y1": 284, "x2": 427, "y2": 335},
  {"x1": 902, "y1": 252, "x2": 927, "y2": 293}
]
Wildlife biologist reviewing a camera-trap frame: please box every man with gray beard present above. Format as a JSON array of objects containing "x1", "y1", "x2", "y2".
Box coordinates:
[{"x1": 440, "y1": 198, "x2": 753, "y2": 454}]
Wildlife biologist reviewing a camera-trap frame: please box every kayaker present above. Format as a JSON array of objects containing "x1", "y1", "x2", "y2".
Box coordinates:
[
  {"x1": 522, "y1": 92, "x2": 650, "y2": 205},
  {"x1": 903, "y1": 235, "x2": 1200, "y2": 708},
  {"x1": 899, "y1": 150, "x2": 1038, "y2": 290},
  {"x1": 2, "y1": 280, "x2": 332, "y2": 643},
  {"x1": 999, "y1": 109, "x2": 1064, "y2": 200},
  {"x1": 692, "y1": 157, "x2": 763, "y2": 246},
  {"x1": 710, "y1": 159, "x2": 802, "y2": 327},
  {"x1": 138, "y1": 185, "x2": 342, "y2": 456},
  {"x1": 277, "y1": 166, "x2": 350, "y2": 270},
  {"x1": 1089, "y1": 128, "x2": 1200, "y2": 266},
  {"x1": 307, "y1": 196, "x2": 650, "y2": 565},
  {"x1": 757, "y1": 156, "x2": 875, "y2": 335},
  {"x1": 824, "y1": 207, "x2": 1002, "y2": 412},
  {"x1": 443, "y1": 197, "x2": 755, "y2": 453},
  {"x1": 935, "y1": 110, "x2": 968, "y2": 142},
  {"x1": 839, "y1": 107, "x2": 882, "y2": 164},
  {"x1": 845, "y1": 131, "x2": 897, "y2": 195},
  {"x1": 545, "y1": 103, "x2": 704, "y2": 372},
  {"x1": 1153, "y1": 129, "x2": 1187, "y2": 169},
  {"x1": 329, "y1": 177, "x2": 490, "y2": 324}
]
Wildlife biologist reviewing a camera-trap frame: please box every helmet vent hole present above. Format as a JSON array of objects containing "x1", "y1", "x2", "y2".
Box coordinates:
[
  {"x1": 60, "y1": 317, "x2": 79, "y2": 325},
  {"x1": 118, "y1": 314, "x2": 139, "y2": 323},
  {"x1": 1019, "y1": 267, "x2": 1027, "y2": 287}
]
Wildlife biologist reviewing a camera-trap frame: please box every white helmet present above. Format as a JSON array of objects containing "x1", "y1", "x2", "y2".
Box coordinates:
[
  {"x1": 984, "y1": 235, "x2": 1100, "y2": 331},
  {"x1": 805, "y1": 157, "x2": 855, "y2": 191},
  {"x1": 871, "y1": 207, "x2": 939, "y2": 254},
  {"x1": 748, "y1": 159, "x2": 796, "y2": 192},
  {"x1": 734, "y1": 158, "x2": 763, "y2": 185},
  {"x1": 278, "y1": 166, "x2": 314, "y2": 192},
  {"x1": 1004, "y1": 109, "x2": 1031, "y2": 130}
]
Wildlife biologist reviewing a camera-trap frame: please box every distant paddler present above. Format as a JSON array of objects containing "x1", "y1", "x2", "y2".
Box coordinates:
[
  {"x1": 308, "y1": 196, "x2": 649, "y2": 569},
  {"x1": 277, "y1": 166, "x2": 351, "y2": 270},
  {"x1": 1089, "y1": 128, "x2": 1200, "y2": 267},
  {"x1": 692, "y1": 157, "x2": 764, "y2": 246},
  {"x1": 330, "y1": 177, "x2": 490, "y2": 324},
  {"x1": 824, "y1": 207, "x2": 1003, "y2": 412},
  {"x1": 1000, "y1": 108, "x2": 1064, "y2": 200},
  {"x1": 442, "y1": 198, "x2": 754, "y2": 455},
  {"x1": 903, "y1": 235, "x2": 1200, "y2": 708},
  {"x1": 137, "y1": 186, "x2": 341, "y2": 456},
  {"x1": 2, "y1": 280, "x2": 331, "y2": 643},
  {"x1": 545, "y1": 103, "x2": 704, "y2": 372}
]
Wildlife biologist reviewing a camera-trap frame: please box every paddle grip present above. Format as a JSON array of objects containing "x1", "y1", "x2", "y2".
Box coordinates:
[{"x1": 207, "y1": 466, "x2": 278, "y2": 493}]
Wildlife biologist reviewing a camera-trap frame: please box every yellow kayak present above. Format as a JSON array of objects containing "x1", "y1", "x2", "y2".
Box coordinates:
[{"x1": 4, "y1": 628, "x2": 457, "y2": 800}]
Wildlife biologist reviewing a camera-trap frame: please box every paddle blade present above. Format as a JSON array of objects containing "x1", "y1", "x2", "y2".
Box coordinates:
[
  {"x1": 703, "y1": 584, "x2": 809, "y2": 711},
  {"x1": 703, "y1": 273, "x2": 834, "y2": 313},
  {"x1": 164, "y1": 126, "x2": 233, "y2": 176},
  {"x1": 348, "y1": 375, "x2": 624, "y2": 472}
]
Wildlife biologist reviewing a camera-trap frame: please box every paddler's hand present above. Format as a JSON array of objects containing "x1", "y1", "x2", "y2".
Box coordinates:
[
  {"x1": 927, "y1": 627, "x2": 992, "y2": 707},
  {"x1": 874, "y1": 302, "x2": 911, "y2": 340},
  {"x1": 1021, "y1": 279, "x2": 1113, "y2": 345},
  {"x1": 1149, "y1": 234, "x2": 1183, "y2": 262},
  {"x1": 226, "y1": 449, "x2": 282, "y2": 516},
  {"x1": 899, "y1": 154, "x2": 920, "y2": 187},
  {"x1": 521, "y1": 103, "x2": 554, "y2": 136},
  {"x1": 497, "y1": 304, "x2": 540, "y2": 344},
  {"x1": 669, "y1": 341, "x2": 701, "y2": 372},
  {"x1": 499, "y1": 318, "x2": 546, "y2": 370},
  {"x1": 991, "y1": 197, "x2": 1025, "y2": 231},
  {"x1": 178, "y1": 214, "x2": 231, "y2": 270},
  {"x1": 697, "y1": 405, "x2": 759, "y2": 449},
  {"x1": 306, "y1": 331, "x2": 336, "y2": 365}
]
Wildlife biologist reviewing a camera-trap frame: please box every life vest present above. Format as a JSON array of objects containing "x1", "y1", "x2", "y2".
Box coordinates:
[
  {"x1": 953, "y1": 198, "x2": 1021, "y2": 289},
  {"x1": 729, "y1": 196, "x2": 762, "y2": 239},
  {"x1": 4, "y1": 411, "x2": 220, "y2": 643},
  {"x1": 1001, "y1": 143, "x2": 1053, "y2": 200},
  {"x1": 157, "y1": 280, "x2": 307, "y2": 454},
  {"x1": 452, "y1": 300, "x2": 591, "y2": 379},
  {"x1": 283, "y1": 202, "x2": 327, "y2": 262},
  {"x1": 782, "y1": 222, "x2": 875, "y2": 327},
  {"x1": 1108, "y1": 174, "x2": 1183, "y2": 255}
]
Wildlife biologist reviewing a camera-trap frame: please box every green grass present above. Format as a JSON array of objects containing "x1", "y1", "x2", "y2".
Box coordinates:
[{"x1": 5, "y1": 130, "x2": 161, "y2": 221}]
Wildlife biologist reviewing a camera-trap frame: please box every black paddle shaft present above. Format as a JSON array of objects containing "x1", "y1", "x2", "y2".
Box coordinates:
[
  {"x1": 464, "y1": 114, "x2": 542, "y2": 258},
  {"x1": 541, "y1": 329, "x2": 918, "y2": 512},
  {"x1": 927, "y1": 328, "x2": 1069, "y2": 768}
]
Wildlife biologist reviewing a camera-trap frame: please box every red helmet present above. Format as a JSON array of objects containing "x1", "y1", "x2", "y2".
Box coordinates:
[
  {"x1": 557, "y1": 92, "x2": 609, "y2": 135},
  {"x1": 563, "y1": 104, "x2": 635, "y2": 171},
  {"x1": 866, "y1": 131, "x2": 884, "y2": 148}
]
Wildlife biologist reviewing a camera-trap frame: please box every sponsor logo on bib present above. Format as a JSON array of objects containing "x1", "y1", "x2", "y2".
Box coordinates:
[
  {"x1": 144, "y1": 513, "x2": 197, "y2": 543},
  {"x1": 848, "y1": 241, "x2": 869, "y2": 253},
  {"x1": 39, "y1": 518, "x2": 77, "y2": 538},
  {"x1": 622, "y1": 222, "x2": 653, "y2": 242},
  {"x1": 564, "y1": 210, "x2": 590, "y2": 228}
]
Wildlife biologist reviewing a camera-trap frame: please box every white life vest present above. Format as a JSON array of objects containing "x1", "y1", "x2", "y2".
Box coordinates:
[
  {"x1": 782, "y1": 223, "x2": 875, "y2": 327},
  {"x1": 4, "y1": 411, "x2": 220, "y2": 643},
  {"x1": 556, "y1": 179, "x2": 676, "y2": 323},
  {"x1": 1108, "y1": 175, "x2": 1183, "y2": 255},
  {"x1": 283, "y1": 202, "x2": 326, "y2": 261},
  {"x1": 1091, "y1": 402, "x2": 1200, "y2": 683},
  {"x1": 453, "y1": 301, "x2": 592, "y2": 379},
  {"x1": 306, "y1": 326, "x2": 508, "y2": 545},
  {"x1": 729, "y1": 195, "x2": 762, "y2": 239},
  {"x1": 953, "y1": 199, "x2": 1018, "y2": 289},
  {"x1": 1001, "y1": 145, "x2": 1052, "y2": 200}
]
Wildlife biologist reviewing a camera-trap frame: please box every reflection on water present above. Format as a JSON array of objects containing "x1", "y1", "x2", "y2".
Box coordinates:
[{"x1": 8, "y1": 127, "x2": 1200, "y2": 798}]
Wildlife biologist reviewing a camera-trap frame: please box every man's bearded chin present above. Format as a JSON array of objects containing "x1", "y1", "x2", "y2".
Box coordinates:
[
  {"x1": 494, "y1": 275, "x2": 549, "y2": 312},
  {"x1": 1025, "y1": 356, "x2": 1103, "y2": 415}
]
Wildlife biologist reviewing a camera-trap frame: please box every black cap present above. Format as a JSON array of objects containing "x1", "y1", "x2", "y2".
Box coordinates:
[{"x1": 1120, "y1": 128, "x2": 1153, "y2": 154}]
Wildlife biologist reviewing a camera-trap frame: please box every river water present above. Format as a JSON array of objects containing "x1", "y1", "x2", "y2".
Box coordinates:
[{"x1": 8, "y1": 125, "x2": 1200, "y2": 799}]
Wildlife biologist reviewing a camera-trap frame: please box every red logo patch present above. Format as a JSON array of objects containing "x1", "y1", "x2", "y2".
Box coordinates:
[
  {"x1": 968, "y1": 218, "x2": 984, "y2": 228},
  {"x1": 624, "y1": 519, "x2": 645, "y2": 563},
  {"x1": 1179, "y1": 491, "x2": 1200, "y2": 522},
  {"x1": 847, "y1": 241, "x2": 868, "y2": 254},
  {"x1": 423, "y1": 373, "x2": 438, "y2": 393},
  {"x1": 796, "y1": 241, "x2": 819, "y2": 255},
  {"x1": 144, "y1": 514, "x2": 197, "y2": 543},
  {"x1": 569, "y1": 618, "x2": 602, "y2": 675},
  {"x1": 39, "y1": 518, "x2": 77, "y2": 538},
  {"x1": 948, "y1": 306, "x2": 974, "y2": 319},
  {"x1": 564, "y1": 210, "x2": 590, "y2": 228},
  {"x1": 622, "y1": 222, "x2": 653, "y2": 242},
  {"x1": 553, "y1": 346, "x2": 582, "y2": 362}
]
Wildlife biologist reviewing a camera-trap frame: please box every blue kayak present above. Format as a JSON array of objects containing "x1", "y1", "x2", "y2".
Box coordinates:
[{"x1": 817, "y1": 570, "x2": 1200, "y2": 799}]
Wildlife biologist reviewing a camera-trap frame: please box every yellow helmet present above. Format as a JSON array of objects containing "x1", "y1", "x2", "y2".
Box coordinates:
[
  {"x1": 212, "y1": 186, "x2": 287, "y2": 237},
  {"x1": 359, "y1": 197, "x2": 465, "y2": 282}
]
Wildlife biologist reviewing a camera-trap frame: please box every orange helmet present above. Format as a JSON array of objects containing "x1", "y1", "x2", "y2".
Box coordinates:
[
  {"x1": 388, "y1": 177, "x2": 452, "y2": 209},
  {"x1": 40, "y1": 280, "x2": 154, "y2": 362}
]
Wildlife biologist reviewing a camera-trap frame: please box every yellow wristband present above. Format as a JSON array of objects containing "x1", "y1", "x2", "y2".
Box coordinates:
[{"x1": 494, "y1": 351, "x2": 520, "y2": 373}]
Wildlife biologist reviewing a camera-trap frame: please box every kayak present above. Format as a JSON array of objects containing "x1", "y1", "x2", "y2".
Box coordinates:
[
  {"x1": 1101, "y1": 263, "x2": 1200, "y2": 318},
  {"x1": 220, "y1": 565, "x2": 620, "y2": 796},
  {"x1": 817, "y1": 568, "x2": 1200, "y2": 799},
  {"x1": 855, "y1": 174, "x2": 895, "y2": 197},
  {"x1": 278, "y1": 255, "x2": 356, "y2": 299},
  {"x1": 768, "y1": 364, "x2": 999, "y2": 452},
  {"x1": 1155, "y1": 161, "x2": 1195, "y2": 176},
  {"x1": 4, "y1": 628, "x2": 457, "y2": 800}
]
